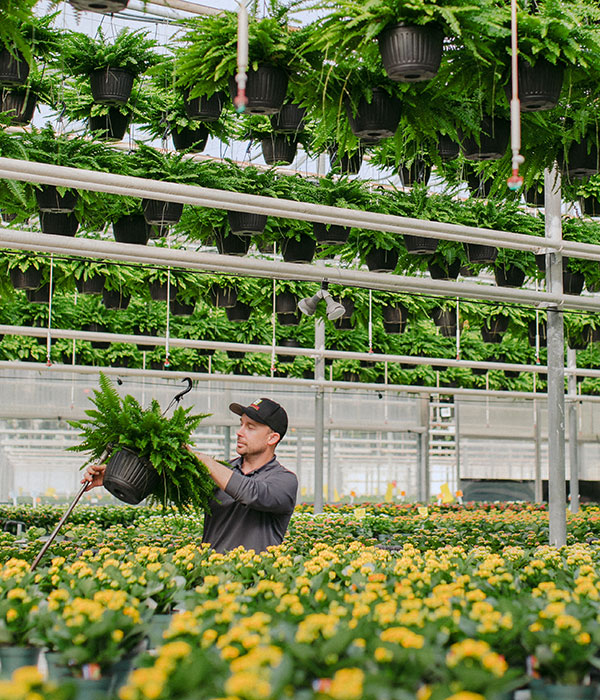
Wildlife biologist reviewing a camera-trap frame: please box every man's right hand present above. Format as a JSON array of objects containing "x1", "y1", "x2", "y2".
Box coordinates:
[{"x1": 81, "y1": 463, "x2": 106, "y2": 491}]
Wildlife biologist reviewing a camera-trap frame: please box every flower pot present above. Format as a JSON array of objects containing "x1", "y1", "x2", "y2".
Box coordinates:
[
  {"x1": 0, "y1": 49, "x2": 29, "y2": 86},
  {"x1": 113, "y1": 215, "x2": 149, "y2": 245},
  {"x1": 276, "y1": 292, "x2": 297, "y2": 315},
  {"x1": 404, "y1": 235, "x2": 438, "y2": 255},
  {"x1": 76, "y1": 275, "x2": 104, "y2": 295},
  {"x1": 481, "y1": 315, "x2": 509, "y2": 343},
  {"x1": 466, "y1": 170, "x2": 493, "y2": 198},
  {"x1": 346, "y1": 88, "x2": 401, "y2": 141},
  {"x1": 69, "y1": 0, "x2": 128, "y2": 11},
  {"x1": 71, "y1": 676, "x2": 113, "y2": 700},
  {"x1": 170, "y1": 299, "x2": 195, "y2": 316},
  {"x1": 365, "y1": 247, "x2": 398, "y2": 272},
  {"x1": 567, "y1": 326, "x2": 592, "y2": 350},
  {"x1": 149, "y1": 281, "x2": 176, "y2": 302},
  {"x1": 312, "y1": 222, "x2": 350, "y2": 245},
  {"x1": 328, "y1": 145, "x2": 364, "y2": 174},
  {"x1": 90, "y1": 68, "x2": 134, "y2": 105},
  {"x1": 466, "y1": 243, "x2": 498, "y2": 264},
  {"x1": 135, "y1": 326, "x2": 159, "y2": 352},
  {"x1": 142, "y1": 199, "x2": 183, "y2": 226},
  {"x1": 146, "y1": 613, "x2": 173, "y2": 649},
  {"x1": 227, "y1": 64, "x2": 287, "y2": 115},
  {"x1": 215, "y1": 230, "x2": 251, "y2": 256},
  {"x1": 504, "y1": 57, "x2": 564, "y2": 112},
  {"x1": 1, "y1": 210, "x2": 17, "y2": 223},
  {"x1": 228, "y1": 210, "x2": 267, "y2": 236},
  {"x1": 338, "y1": 298, "x2": 354, "y2": 319},
  {"x1": 104, "y1": 447, "x2": 159, "y2": 505},
  {"x1": 437, "y1": 133, "x2": 460, "y2": 162},
  {"x1": 26, "y1": 284, "x2": 50, "y2": 303},
  {"x1": 563, "y1": 265, "x2": 585, "y2": 295},
  {"x1": 580, "y1": 196, "x2": 600, "y2": 217},
  {"x1": 83, "y1": 322, "x2": 111, "y2": 349},
  {"x1": 494, "y1": 265, "x2": 525, "y2": 288},
  {"x1": 399, "y1": 160, "x2": 431, "y2": 187},
  {"x1": 382, "y1": 303, "x2": 407, "y2": 334},
  {"x1": 35, "y1": 185, "x2": 78, "y2": 214},
  {"x1": 183, "y1": 90, "x2": 224, "y2": 121},
  {"x1": 39, "y1": 212, "x2": 79, "y2": 237},
  {"x1": 538, "y1": 684, "x2": 597, "y2": 700},
  {"x1": 270, "y1": 103, "x2": 306, "y2": 133},
  {"x1": 280, "y1": 234, "x2": 316, "y2": 263},
  {"x1": 432, "y1": 308, "x2": 457, "y2": 337},
  {"x1": 528, "y1": 319, "x2": 547, "y2": 347},
  {"x1": 0, "y1": 646, "x2": 40, "y2": 678},
  {"x1": 89, "y1": 108, "x2": 130, "y2": 141},
  {"x1": 277, "y1": 338, "x2": 302, "y2": 362},
  {"x1": 226, "y1": 301, "x2": 252, "y2": 322},
  {"x1": 44, "y1": 651, "x2": 71, "y2": 681},
  {"x1": 261, "y1": 135, "x2": 298, "y2": 165},
  {"x1": 525, "y1": 187, "x2": 544, "y2": 207},
  {"x1": 278, "y1": 311, "x2": 300, "y2": 325},
  {"x1": 10, "y1": 267, "x2": 42, "y2": 290},
  {"x1": 0, "y1": 88, "x2": 36, "y2": 124},
  {"x1": 461, "y1": 116, "x2": 510, "y2": 161},
  {"x1": 210, "y1": 285, "x2": 237, "y2": 308},
  {"x1": 428, "y1": 259, "x2": 461, "y2": 280},
  {"x1": 377, "y1": 23, "x2": 444, "y2": 82},
  {"x1": 102, "y1": 288, "x2": 130, "y2": 310},
  {"x1": 563, "y1": 141, "x2": 599, "y2": 179},
  {"x1": 171, "y1": 125, "x2": 209, "y2": 153}
]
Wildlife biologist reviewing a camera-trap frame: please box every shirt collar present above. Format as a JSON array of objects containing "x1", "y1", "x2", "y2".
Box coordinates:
[{"x1": 232, "y1": 455, "x2": 278, "y2": 475}]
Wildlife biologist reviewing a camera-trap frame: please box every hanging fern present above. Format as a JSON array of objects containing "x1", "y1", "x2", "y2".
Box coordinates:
[{"x1": 68, "y1": 373, "x2": 217, "y2": 513}]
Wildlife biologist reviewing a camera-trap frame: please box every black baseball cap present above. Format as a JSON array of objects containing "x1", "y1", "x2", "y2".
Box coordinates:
[{"x1": 229, "y1": 398, "x2": 288, "y2": 440}]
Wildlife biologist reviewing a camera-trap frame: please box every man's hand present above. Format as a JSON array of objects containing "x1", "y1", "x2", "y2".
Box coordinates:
[{"x1": 81, "y1": 463, "x2": 106, "y2": 491}]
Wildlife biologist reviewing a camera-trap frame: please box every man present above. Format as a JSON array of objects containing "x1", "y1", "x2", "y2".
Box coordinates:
[{"x1": 82, "y1": 397, "x2": 298, "y2": 553}]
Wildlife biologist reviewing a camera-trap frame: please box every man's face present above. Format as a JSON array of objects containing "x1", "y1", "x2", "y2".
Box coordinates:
[{"x1": 236, "y1": 413, "x2": 278, "y2": 457}]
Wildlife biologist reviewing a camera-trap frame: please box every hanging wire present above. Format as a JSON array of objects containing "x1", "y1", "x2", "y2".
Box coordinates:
[
  {"x1": 455, "y1": 296, "x2": 460, "y2": 360},
  {"x1": 368, "y1": 289, "x2": 373, "y2": 354},
  {"x1": 271, "y1": 278, "x2": 276, "y2": 376},
  {"x1": 46, "y1": 255, "x2": 54, "y2": 366},
  {"x1": 507, "y1": 0, "x2": 525, "y2": 191},
  {"x1": 233, "y1": 0, "x2": 249, "y2": 114}
]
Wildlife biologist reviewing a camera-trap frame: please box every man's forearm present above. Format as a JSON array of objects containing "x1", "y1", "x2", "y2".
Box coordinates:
[{"x1": 190, "y1": 450, "x2": 233, "y2": 491}]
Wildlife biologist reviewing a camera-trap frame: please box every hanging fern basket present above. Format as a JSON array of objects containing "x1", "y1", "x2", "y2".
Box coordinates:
[{"x1": 103, "y1": 448, "x2": 160, "y2": 505}]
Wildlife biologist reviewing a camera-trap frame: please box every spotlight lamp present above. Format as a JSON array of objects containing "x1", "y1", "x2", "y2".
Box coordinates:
[{"x1": 297, "y1": 281, "x2": 346, "y2": 321}]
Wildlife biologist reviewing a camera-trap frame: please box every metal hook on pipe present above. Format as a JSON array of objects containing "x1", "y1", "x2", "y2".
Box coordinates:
[{"x1": 161, "y1": 377, "x2": 193, "y2": 416}]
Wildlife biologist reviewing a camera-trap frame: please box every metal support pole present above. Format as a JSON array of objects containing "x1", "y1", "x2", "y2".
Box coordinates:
[
  {"x1": 534, "y1": 400, "x2": 543, "y2": 503},
  {"x1": 418, "y1": 396, "x2": 430, "y2": 501},
  {"x1": 567, "y1": 348, "x2": 580, "y2": 513},
  {"x1": 545, "y1": 165, "x2": 566, "y2": 546},
  {"x1": 327, "y1": 428, "x2": 334, "y2": 502},
  {"x1": 223, "y1": 425, "x2": 231, "y2": 461},
  {"x1": 314, "y1": 318, "x2": 325, "y2": 514}
]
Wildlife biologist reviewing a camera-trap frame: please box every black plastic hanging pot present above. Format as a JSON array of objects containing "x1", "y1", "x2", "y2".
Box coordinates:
[
  {"x1": 312, "y1": 222, "x2": 350, "y2": 245},
  {"x1": 102, "y1": 288, "x2": 131, "y2": 310},
  {"x1": 1, "y1": 211, "x2": 17, "y2": 223},
  {"x1": 69, "y1": 0, "x2": 128, "y2": 11},
  {"x1": 215, "y1": 230, "x2": 251, "y2": 256},
  {"x1": 431, "y1": 308, "x2": 457, "y2": 338},
  {"x1": 528, "y1": 319, "x2": 547, "y2": 348},
  {"x1": 365, "y1": 247, "x2": 398, "y2": 272},
  {"x1": 382, "y1": 303, "x2": 407, "y2": 334},
  {"x1": 210, "y1": 285, "x2": 237, "y2": 308},
  {"x1": 404, "y1": 235, "x2": 438, "y2": 255},
  {"x1": 504, "y1": 57, "x2": 564, "y2": 112},
  {"x1": 134, "y1": 326, "x2": 159, "y2": 352},
  {"x1": 437, "y1": 133, "x2": 460, "y2": 162},
  {"x1": 466, "y1": 170, "x2": 493, "y2": 198},
  {"x1": 149, "y1": 281, "x2": 176, "y2": 302},
  {"x1": 328, "y1": 144, "x2": 364, "y2": 174},
  {"x1": 103, "y1": 448, "x2": 159, "y2": 505},
  {"x1": 563, "y1": 141, "x2": 599, "y2": 179},
  {"x1": 76, "y1": 275, "x2": 104, "y2": 295},
  {"x1": 228, "y1": 64, "x2": 288, "y2": 115},
  {"x1": 466, "y1": 244, "x2": 498, "y2": 264},
  {"x1": 481, "y1": 315, "x2": 509, "y2": 344},
  {"x1": 0, "y1": 88, "x2": 36, "y2": 125},
  {"x1": 494, "y1": 264, "x2": 525, "y2": 288},
  {"x1": 113, "y1": 215, "x2": 149, "y2": 245},
  {"x1": 280, "y1": 234, "x2": 316, "y2": 263},
  {"x1": 460, "y1": 116, "x2": 510, "y2": 161},
  {"x1": 399, "y1": 160, "x2": 431, "y2": 187},
  {"x1": 90, "y1": 68, "x2": 134, "y2": 105},
  {"x1": 261, "y1": 135, "x2": 298, "y2": 165},
  {"x1": 278, "y1": 311, "x2": 300, "y2": 326},
  {"x1": 428, "y1": 259, "x2": 461, "y2": 280},
  {"x1": 89, "y1": 108, "x2": 130, "y2": 141},
  {"x1": 35, "y1": 186, "x2": 78, "y2": 214},
  {"x1": 170, "y1": 299, "x2": 195, "y2": 316},
  {"x1": 183, "y1": 90, "x2": 225, "y2": 121},
  {"x1": 26, "y1": 284, "x2": 50, "y2": 304},
  {"x1": 228, "y1": 210, "x2": 268, "y2": 236},
  {"x1": 563, "y1": 261, "x2": 585, "y2": 296},
  {"x1": 0, "y1": 49, "x2": 29, "y2": 86},
  {"x1": 226, "y1": 301, "x2": 252, "y2": 322},
  {"x1": 277, "y1": 338, "x2": 302, "y2": 362},
  {"x1": 270, "y1": 103, "x2": 306, "y2": 133},
  {"x1": 83, "y1": 322, "x2": 111, "y2": 349},
  {"x1": 566, "y1": 326, "x2": 592, "y2": 350},
  {"x1": 275, "y1": 292, "x2": 298, "y2": 315},
  {"x1": 39, "y1": 212, "x2": 79, "y2": 237},
  {"x1": 142, "y1": 199, "x2": 183, "y2": 226},
  {"x1": 526, "y1": 187, "x2": 544, "y2": 207},
  {"x1": 346, "y1": 88, "x2": 401, "y2": 141},
  {"x1": 580, "y1": 196, "x2": 600, "y2": 217},
  {"x1": 10, "y1": 267, "x2": 42, "y2": 290},
  {"x1": 171, "y1": 125, "x2": 209, "y2": 153},
  {"x1": 377, "y1": 23, "x2": 444, "y2": 82}
]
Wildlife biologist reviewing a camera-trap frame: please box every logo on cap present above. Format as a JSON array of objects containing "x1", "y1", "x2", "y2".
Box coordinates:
[{"x1": 249, "y1": 399, "x2": 262, "y2": 410}]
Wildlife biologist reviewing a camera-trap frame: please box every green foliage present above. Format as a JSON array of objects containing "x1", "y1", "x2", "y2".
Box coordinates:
[{"x1": 67, "y1": 373, "x2": 217, "y2": 513}]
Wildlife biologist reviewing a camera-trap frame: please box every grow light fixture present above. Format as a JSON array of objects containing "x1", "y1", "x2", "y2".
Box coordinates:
[{"x1": 298, "y1": 281, "x2": 346, "y2": 321}]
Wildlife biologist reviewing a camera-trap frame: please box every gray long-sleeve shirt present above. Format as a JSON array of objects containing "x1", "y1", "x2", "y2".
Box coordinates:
[{"x1": 202, "y1": 455, "x2": 298, "y2": 553}]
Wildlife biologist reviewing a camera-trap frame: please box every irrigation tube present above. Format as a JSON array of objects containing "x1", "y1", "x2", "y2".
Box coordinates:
[
  {"x1": 5, "y1": 323, "x2": 600, "y2": 378},
  {"x1": 5, "y1": 229, "x2": 600, "y2": 312},
  {"x1": 3, "y1": 158, "x2": 600, "y2": 260}
]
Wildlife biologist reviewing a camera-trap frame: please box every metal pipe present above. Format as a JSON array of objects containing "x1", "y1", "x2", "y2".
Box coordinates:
[
  {"x1": 4, "y1": 157, "x2": 600, "y2": 259},
  {"x1": 314, "y1": 318, "x2": 325, "y2": 514},
  {"x1": 567, "y1": 348, "x2": 579, "y2": 513},
  {"x1": 545, "y1": 166, "x2": 566, "y2": 547},
  {"x1": 126, "y1": 0, "x2": 188, "y2": 19},
  {"x1": 5, "y1": 229, "x2": 600, "y2": 312},
  {"x1": 143, "y1": 0, "x2": 222, "y2": 15},
  {"x1": 534, "y1": 400, "x2": 543, "y2": 502}
]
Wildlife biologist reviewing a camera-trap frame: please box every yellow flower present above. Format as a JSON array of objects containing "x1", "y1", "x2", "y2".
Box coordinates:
[
  {"x1": 374, "y1": 646, "x2": 393, "y2": 662},
  {"x1": 112, "y1": 630, "x2": 124, "y2": 643},
  {"x1": 6, "y1": 609, "x2": 18, "y2": 623},
  {"x1": 328, "y1": 668, "x2": 364, "y2": 700}
]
